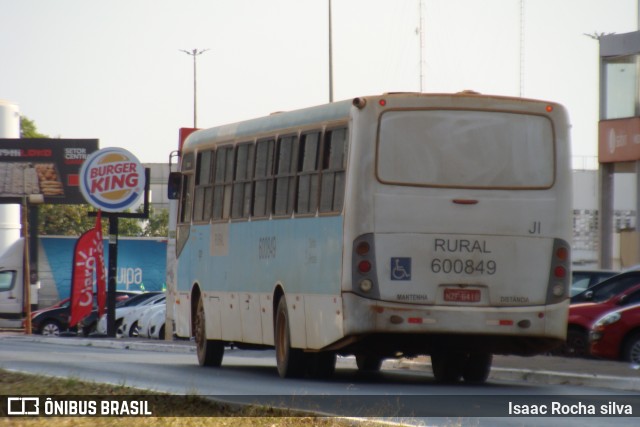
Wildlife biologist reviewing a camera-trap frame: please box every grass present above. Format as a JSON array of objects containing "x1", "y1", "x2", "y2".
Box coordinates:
[{"x1": 0, "y1": 369, "x2": 386, "y2": 427}]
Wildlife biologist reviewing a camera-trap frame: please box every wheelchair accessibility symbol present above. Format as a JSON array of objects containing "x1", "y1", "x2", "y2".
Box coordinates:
[{"x1": 391, "y1": 257, "x2": 411, "y2": 281}]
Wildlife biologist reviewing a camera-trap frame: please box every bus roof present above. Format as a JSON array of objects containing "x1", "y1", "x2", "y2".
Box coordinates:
[
  {"x1": 183, "y1": 98, "x2": 354, "y2": 152},
  {"x1": 182, "y1": 92, "x2": 564, "y2": 152}
]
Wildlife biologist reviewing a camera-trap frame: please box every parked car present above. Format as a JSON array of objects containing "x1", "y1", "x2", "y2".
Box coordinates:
[
  {"x1": 558, "y1": 284, "x2": 640, "y2": 357},
  {"x1": 28, "y1": 292, "x2": 133, "y2": 336},
  {"x1": 119, "y1": 294, "x2": 166, "y2": 337},
  {"x1": 136, "y1": 303, "x2": 166, "y2": 339},
  {"x1": 570, "y1": 270, "x2": 640, "y2": 304},
  {"x1": 96, "y1": 292, "x2": 164, "y2": 336},
  {"x1": 590, "y1": 303, "x2": 640, "y2": 364},
  {"x1": 571, "y1": 269, "x2": 618, "y2": 297}
]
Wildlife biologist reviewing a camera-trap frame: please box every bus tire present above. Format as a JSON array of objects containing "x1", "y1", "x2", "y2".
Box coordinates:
[
  {"x1": 355, "y1": 354, "x2": 383, "y2": 372},
  {"x1": 431, "y1": 352, "x2": 464, "y2": 383},
  {"x1": 195, "y1": 297, "x2": 224, "y2": 367},
  {"x1": 462, "y1": 352, "x2": 492, "y2": 384},
  {"x1": 275, "y1": 297, "x2": 306, "y2": 378},
  {"x1": 307, "y1": 352, "x2": 337, "y2": 379}
]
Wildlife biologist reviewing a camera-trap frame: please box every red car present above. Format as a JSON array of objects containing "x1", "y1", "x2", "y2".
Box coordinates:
[
  {"x1": 590, "y1": 304, "x2": 640, "y2": 363},
  {"x1": 560, "y1": 283, "x2": 640, "y2": 357}
]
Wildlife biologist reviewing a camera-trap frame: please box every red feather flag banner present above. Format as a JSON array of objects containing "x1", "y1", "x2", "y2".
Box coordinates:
[
  {"x1": 94, "y1": 211, "x2": 106, "y2": 318},
  {"x1": 69, "y1": 211, "x2": 106, "y2": 327}
]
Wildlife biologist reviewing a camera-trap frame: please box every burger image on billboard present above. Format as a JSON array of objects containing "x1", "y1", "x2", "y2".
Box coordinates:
[{"x1": 79, "y1": 147, "x2": 146, "y2": 212}]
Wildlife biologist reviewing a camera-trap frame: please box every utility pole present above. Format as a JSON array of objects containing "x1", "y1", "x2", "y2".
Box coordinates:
[
  {"x1": 328, "y1": 0, "x2": 334, "y2": 102},
  {"x1": 180, "y1": 48, "x2": 209, "y2": 128},
  {"x1": 418, "y1": 0, "x2": 425, "y2": 92}
]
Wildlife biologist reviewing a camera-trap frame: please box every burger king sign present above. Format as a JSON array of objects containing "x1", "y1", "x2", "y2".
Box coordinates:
[{"x1": 79, "y1": 147, "x2": 146, "y2": 212}]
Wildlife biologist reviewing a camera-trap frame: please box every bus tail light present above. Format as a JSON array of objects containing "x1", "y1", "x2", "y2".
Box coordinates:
[
  {"x1": 546, "y1": 239, "x2": 571, "y2": 304},
  {"x1": 358, "y1": 260, "x2": 372, "y2": 273},
  {"x1": 352, "y1": 234, "x2": 379, "y2": 298}
]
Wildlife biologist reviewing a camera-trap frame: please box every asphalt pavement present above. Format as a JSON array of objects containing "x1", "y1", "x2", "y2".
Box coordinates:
[{"x1": 2, "y1": 329, "x2": 640, "y2": 392}]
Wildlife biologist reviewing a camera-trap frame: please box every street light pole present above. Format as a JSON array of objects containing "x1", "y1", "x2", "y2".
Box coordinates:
[
  {"x1": 180, "y1": 48, "x2": 209, "y2": 128},
  {"x1": 328, "y1": 0, "x2": 334, "y2": 103}
]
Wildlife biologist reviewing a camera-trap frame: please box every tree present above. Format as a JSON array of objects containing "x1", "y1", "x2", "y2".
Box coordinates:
[
  {"x1": 20, "y1": 116, "x2": 49, "y2": 138},
  {"x1": 38, "y1": 204, "x2": 170, "y2": 237},
  {"x1": 38, "y1": 204, "x2": 101, "y2": 236}
]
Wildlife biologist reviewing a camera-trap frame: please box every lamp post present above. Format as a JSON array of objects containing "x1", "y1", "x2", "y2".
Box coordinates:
[
  {"x1": 328, "y1": 0, "x2": 333, "y2": 102},
  {"x1": 180, "y1": 48, "x2": 209, "y2": 128}
]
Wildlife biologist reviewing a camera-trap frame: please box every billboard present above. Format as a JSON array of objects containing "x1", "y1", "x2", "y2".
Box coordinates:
[
  {"x1": 599, "y1": 118, "x2": 640, "y2": 163},
  {"x1": 40, "y1": 236, "x2": 167, "y2": 298},
  {"x1": 0, "y1": 139, "x2": 99, "y2": 204}
]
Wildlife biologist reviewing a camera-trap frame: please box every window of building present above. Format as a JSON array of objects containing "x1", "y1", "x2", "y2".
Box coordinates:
[{"x1": 604, "y1": 54, "x2": 639, "y2": 119}]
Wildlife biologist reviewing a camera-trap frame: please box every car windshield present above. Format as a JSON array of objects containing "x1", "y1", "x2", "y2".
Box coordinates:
[{"x1": 116, "y1": 292, "x2": 162, "y2": 307}]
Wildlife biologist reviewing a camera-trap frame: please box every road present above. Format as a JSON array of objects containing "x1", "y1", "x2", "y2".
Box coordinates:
[{"x1": 0, "y1": 335, "x2": 639, "y2": 426}]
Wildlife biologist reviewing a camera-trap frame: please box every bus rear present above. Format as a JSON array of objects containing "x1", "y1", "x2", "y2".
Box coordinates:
[{"x1": 340, "y1": 93, "x2": 571, "y2": 382}]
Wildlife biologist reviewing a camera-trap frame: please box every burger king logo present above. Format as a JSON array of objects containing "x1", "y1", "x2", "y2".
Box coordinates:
[{"x1": 79, "y1": 147, "x2": 146, "y2": 212}]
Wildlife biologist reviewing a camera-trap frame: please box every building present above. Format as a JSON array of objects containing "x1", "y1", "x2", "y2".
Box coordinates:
[{"x1": 598, "y1": 30, "x2": 640, "y2": 269}]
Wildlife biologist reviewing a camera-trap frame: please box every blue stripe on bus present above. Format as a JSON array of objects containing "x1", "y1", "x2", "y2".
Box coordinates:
[{"x1": 177, "y1": 216, "x2": 344, "y2": 296}]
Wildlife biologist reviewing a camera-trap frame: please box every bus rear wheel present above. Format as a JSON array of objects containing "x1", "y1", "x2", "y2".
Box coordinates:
[
  {"x1": 356, "y1": 354, "x2": 383, "y2": 372},
  {"x1": 431, "y1": 352, "x2": 464, "y2": 383},
  {"x1": 431, "y1": 351, "x2": 492, "y2": 384},
  {"x1": 195, "y1": 296, "x2": 224, "y2": 367},
  {"x1": 462, "y1": 352, "x2": 492, "y2": 383},
  {"x1": 275, "y1": 296, "x2": 306, "y2": 378},
  {"x1": 307, "y1": 352, "x2": 336, "y2": 379}
]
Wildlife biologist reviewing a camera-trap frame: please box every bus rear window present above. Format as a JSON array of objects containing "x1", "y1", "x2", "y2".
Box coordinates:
[{"x1": 377, "y1": 110, "x2": 555, "y2": 189}]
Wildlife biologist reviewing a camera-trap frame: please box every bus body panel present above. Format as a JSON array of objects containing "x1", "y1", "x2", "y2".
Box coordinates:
[
  {"x1": 177, "y1": 216, "x2": 344, "y2": 348},
  {"x1": 173, "y1": 92, "x2": 572, "y2": 361},
  {"x1": 373, "y1": 233, "x2": 553, "y2": 306}
]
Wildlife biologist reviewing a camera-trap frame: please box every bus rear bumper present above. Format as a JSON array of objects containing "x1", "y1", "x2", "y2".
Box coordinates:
[{"x1": 340, "y1": 293, "x2": 568, "y2": 356}]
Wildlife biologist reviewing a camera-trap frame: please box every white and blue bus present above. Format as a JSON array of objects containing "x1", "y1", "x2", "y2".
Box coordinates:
[{"x1": 169, "y1": 92, "x2": 572, "y2": 383}]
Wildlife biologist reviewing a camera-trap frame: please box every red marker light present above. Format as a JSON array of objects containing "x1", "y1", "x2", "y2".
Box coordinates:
[
  {"x1": 358, "y1": 260, "x2": 372, "y2": 273},
  {"x1": 356, "y1": 242, "x2": 370, "y2": 256},
  {"x1": 556, "y1": 247, "x2": 568, "y2": 261},
  {"x1": 379, "y1": 99, "x2": 387, "y2": 107}
]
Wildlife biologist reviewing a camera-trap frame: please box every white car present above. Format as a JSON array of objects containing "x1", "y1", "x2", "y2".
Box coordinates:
[
  {"x1": 95, "y1": 292, "x2": 164, "y2": 336},
  {"x1": 119, "y1": 294, "x2": 166, "y2": 337},
  {"x1": 147, "y1": 306, "x2": 167, "y2": 339},
  {"x1": 136, "y1": 303, "x2": 165, "y2": 338}
]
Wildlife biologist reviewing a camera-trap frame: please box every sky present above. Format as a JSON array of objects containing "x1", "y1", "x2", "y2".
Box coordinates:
[{"x1": 0, "y1": 0, "x2": 636, "y2": 164}]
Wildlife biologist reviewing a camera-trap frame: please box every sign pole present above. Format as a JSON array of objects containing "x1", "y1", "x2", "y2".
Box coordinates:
[
  {"x1": 106, "y1": 214, "x2": 118, "y2": 338},
  {"x1": 79, "y1": 148, "x2": 148, "y2": 338},
  {"x1": 21, "y1": 197, "x2": 32, "y2": 334}
]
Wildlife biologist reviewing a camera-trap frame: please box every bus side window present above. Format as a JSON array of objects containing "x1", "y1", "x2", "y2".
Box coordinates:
[
  {"x1": 231, "y1": 142, "x2": 254, "y2": 219},
  {"x1": 253, "y1": 139, "x2": 275, "y2": 218},
  {"x1": 296, "y1": 132, "x2": 321, "y2": 214},
  {"x1": 320, "y1": 127, "x2": 347, "y2": 213},
  {"x1": 179, "y1": 174, "x2": 193, "y2": 224},
  {"x1": 273, "y1": 135, "x2": 298, "y2": 216},
  {"x1": 213, "y1": 146, "x2": 234, "y2": 221},
  {"x1": 193, "y1": 150, "x2": 213, "y2": 222}
]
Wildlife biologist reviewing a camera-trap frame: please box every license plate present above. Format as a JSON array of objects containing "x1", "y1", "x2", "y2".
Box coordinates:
[{"x1": 444, "y1": 288, "x2": 481, "y2": 302}]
